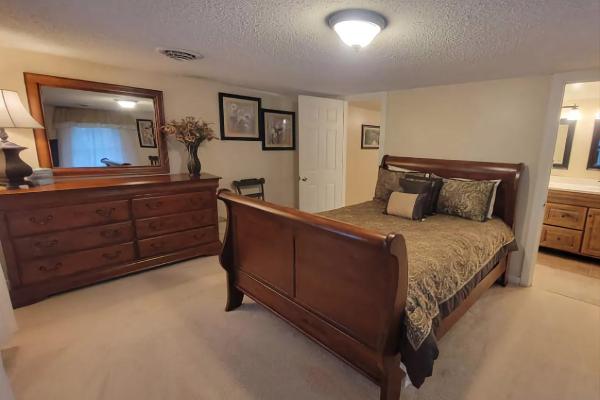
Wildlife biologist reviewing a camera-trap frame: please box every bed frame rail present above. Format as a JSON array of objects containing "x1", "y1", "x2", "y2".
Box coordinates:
[{"x1": 219, "y1": 190, "x2": 408, "y2": 399}]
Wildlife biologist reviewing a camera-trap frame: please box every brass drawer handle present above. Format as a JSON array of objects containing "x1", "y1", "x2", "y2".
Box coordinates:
[
  {"x1": 100, "y1": 229, "x2": 121, "y2": 238},
  {"x1": 96, "y1": 207, "x2": 116, "y2": 218},
  {"x1": 29, "y1": 215, "x2": 54, "y2": 225},
  {"x1": 39, "y1": 262, "x2": 62, "y2": 272},
  {"x1": 34, "y1": 239, "x2": 58, "y2": 249},
  {"x1": 102, "y1": 250, "x2": 122, "y2": 260},
  {"x1": 145, "y1": 201, "x2": 163, "y2": 210}
]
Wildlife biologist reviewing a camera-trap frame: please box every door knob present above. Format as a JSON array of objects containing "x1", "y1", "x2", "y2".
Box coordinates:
[{"x1": 300, "y1": 177, "x2": 308, "y2": 182}]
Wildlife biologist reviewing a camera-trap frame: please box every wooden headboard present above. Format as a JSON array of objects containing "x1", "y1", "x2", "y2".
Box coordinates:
[{"x1": 380, "y1": 155, "x2": 524, "y2": 229}]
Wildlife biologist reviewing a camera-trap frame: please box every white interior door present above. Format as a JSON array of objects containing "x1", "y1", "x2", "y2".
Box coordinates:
[{"x1": 298, "y1": 95, "x2": 345, "y2": 212}]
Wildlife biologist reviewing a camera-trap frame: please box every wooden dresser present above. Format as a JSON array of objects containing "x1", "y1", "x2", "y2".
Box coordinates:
[
  {"x1": 0, "y1": 173, "x2": 221, "y2": 307},
  {"x1": 540, "y1": 189, "x2": 600, "y2": 258}
]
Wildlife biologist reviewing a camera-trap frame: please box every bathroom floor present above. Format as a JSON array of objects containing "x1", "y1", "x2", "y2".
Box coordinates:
[{"x1": 536, "y1": 249, "x2": 600, "y2": 306}]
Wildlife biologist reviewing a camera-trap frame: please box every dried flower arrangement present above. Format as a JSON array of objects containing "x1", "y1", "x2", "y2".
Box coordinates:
[{"x1": 161, "y1": 117, "x2": 216, "y2": 176}]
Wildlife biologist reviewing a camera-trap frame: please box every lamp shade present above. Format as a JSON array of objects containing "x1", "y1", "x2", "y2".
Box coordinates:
[{"x1": 0, "y1": 90, "x2": 43, "y2": 129}]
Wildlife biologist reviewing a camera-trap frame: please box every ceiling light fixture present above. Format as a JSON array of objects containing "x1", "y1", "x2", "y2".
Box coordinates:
[
  {"x1": 116, "y1": 100, "x2": 137, "y2": 109},
  {"x1": 328, "y1": 9, "x2": 387, "y2": 49}
]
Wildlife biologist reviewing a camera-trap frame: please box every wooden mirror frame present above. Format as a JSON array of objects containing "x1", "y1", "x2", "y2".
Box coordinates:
[
  {"x1": 24, "y1": 73, "x2": 169, "y2": 177},
  {"x1": 587, "y1": 119, "x2": 600, "y2": 170},
  {"x1": 552, "y1": 118, "x2": 576, "y2": 170}
]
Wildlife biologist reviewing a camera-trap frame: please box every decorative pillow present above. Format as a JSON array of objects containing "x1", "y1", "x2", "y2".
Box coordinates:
[
  {"x1": 486, "y1": 180, "x2": 501, "y2": 219},
  {"x1": 373, "y1": 167, "x2": 427, "y2": 201},
  {"x1": 402, "y1": 176, "x2": 443, "y2": 215},
  {"x1": 386, "y1": 191, "x2": 428, "y2": 220},
  {"x1": 436, "y1": 179, "x2": 497, "y2": 222},
  {"x1": 397, "y1": 178, "x2": 434, "y2": 215}
]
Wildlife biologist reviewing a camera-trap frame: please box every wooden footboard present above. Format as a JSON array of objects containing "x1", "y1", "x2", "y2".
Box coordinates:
[{"x1": 218, "y1": 190, "x2": 409, "y2": 400}]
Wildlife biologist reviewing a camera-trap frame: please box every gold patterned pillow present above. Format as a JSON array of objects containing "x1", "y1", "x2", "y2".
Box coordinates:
[
  {"x1": 373, "y1": 168, "x2": 427, "y2": 201},
  {"x1": 437, "y1": 179, "x2": 497, "y2": 221}
]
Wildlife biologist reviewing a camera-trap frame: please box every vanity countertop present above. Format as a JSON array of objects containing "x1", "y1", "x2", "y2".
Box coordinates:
[{"x1": 548, "y1": 176, "x2": 600, "y2": 194}]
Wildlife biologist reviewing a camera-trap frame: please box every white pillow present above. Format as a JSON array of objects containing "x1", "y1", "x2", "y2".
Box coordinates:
[{"x1": 487, "y1": 180, "x2": 501, "y2": 219}]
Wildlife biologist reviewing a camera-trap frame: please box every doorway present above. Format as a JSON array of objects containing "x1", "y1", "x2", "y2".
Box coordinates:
[
  {"x1": 344, "y1": 93, "x2": 385, "y2": 206},
  {"x1": 534, "y1": 80, "x2": 600, "y2": 303}
]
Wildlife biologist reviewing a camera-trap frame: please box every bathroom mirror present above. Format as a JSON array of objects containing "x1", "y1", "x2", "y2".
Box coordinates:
[
  {"x1": 587, "y1": 119, "x2": 600, "y2": 170},
  {"x1": 24, "y1": 73, "x2": 169, "y2": 176},
  {"x1": 553, "y1": 119, "x2": 576, "y2": 169}
]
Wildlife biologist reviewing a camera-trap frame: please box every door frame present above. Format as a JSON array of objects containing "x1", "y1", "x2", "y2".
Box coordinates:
[{"x1": 520, "y1": 68, "x2": 600, "y2": 287}]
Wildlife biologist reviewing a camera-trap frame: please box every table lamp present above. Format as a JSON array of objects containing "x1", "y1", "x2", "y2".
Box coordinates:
[{"x1": 0, "y1": 90, "x2": 43, "y2": 189}]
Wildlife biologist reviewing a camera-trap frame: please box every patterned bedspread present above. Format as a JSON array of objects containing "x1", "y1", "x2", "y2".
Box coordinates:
[{"x1": 319, "y1": 200, "x2": 516, "y2": 350}]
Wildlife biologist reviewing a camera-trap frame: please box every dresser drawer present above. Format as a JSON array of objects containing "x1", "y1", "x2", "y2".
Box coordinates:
[
  {"x1": 19, "y1": 242, "x2": 135, "y2": 285},
  {"x1": 132, "y1": 191, "x2": 214, "y2": 218},
  {"x1": 544, "y1": 203, "x2": 587, "y2": 230},
  {"x1": 582, "y1": 208, "x2": 600, "y2": 258},
  {"x1": 540, "y1": 224, "x2": 582, "y2": 253},
  {"x1": 135, "y1": 210, "x2": 216, "y2": 239},
  {"x1": 138, "y1": 226, "x2": 218, "y2": 258},
  {"x1": 13, "y1": 222, "x2": 134, "y2": 261},
  {"x1": 7, "y1": 200, "x2": 130, "y2": 236}
]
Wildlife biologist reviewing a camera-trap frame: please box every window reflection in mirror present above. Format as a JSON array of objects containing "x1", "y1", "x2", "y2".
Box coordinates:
[{"x1": 40, "y1": 87, "x2": 159, "y2": 168}]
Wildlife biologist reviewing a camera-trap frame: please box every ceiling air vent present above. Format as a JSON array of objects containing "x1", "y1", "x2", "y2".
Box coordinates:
[{"x1": 157, "y1": 48, "x2": 203, "y2": 61}]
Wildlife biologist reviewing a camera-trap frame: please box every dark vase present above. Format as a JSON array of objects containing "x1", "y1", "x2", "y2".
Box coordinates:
[{"x1": 186, "y1": 142, "x2": 201, "y2": 177}]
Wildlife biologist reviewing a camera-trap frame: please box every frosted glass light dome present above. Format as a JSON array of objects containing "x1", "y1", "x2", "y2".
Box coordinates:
[{"x1": 328, "y1": 9, "x2": 387, "y2": 49}]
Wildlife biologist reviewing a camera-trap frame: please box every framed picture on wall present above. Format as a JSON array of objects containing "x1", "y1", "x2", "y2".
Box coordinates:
[
  {"x1": 261, "y1": 109, "x2": 295, "y2": 151},
  {"x1": 219, "y1": 92, "x2": 262, "y2": 140},
  {"x1": 361, "y1": 124, "x2": 380, "y2": 149},
  {"x1": 136, "y1": 119, "x2": 157, "y2": 148}
]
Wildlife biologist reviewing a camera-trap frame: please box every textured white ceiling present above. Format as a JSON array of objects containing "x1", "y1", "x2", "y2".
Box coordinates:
[{"x1": 1, "y1": 0, "x2": 599, "y2": 95}]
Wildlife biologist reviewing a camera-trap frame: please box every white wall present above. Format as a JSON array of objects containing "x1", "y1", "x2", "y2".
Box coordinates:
[
  {"x1": 0, "y1": 47, "x2": 298, "y2": 216},
  {"x1": 345, "y1": 104, "x2": 380, "y2": 205},
  {"x1": 384, "y1": 76, "x2": 552, "y2": 281},
  {"x1": 552, "y1": 98, "x2": 600, "y2": 179}
]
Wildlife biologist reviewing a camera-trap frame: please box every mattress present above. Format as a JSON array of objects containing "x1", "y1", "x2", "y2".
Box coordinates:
[{"x1": 319, "y1": 200, "x2": 517, "y2": 386}]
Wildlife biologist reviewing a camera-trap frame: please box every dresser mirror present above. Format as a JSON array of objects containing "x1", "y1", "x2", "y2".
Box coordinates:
[{"x1": 24, "y1": 73, "x2": 169, "y2": 176}]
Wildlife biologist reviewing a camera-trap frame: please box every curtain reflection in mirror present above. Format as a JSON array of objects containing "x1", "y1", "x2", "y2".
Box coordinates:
[{"x1": 46, "y1": 106, "x2": 156, "y2": 167}]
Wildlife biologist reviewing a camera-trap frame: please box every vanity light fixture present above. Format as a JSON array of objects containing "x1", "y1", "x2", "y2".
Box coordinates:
[
  {"x1": 328, "y1": 9, "x2": 387, "y2": 49},
  {"x1": 116, "y1": 100, "x2": 137, "y2": 109},
  {"x1": 562, "y1": 104, "x2": 581, "y2": 121}
]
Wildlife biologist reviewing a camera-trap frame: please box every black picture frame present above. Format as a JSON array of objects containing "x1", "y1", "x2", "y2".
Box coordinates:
[
  {"x1": 219, "y1": 92, "x2": 262, "y2": 141},
  {"x1": 136, "y1": 119, "x2": 157, "y2": 148},
  {"x1": 260, "y1": 109, "x2": 296, "y2": 151},
  {"x1": 553, "y1": 119, "x2": 576, "y2": 169},
  {"x1": 361, "y1": 124, "x2": 380, "y2": 149}
]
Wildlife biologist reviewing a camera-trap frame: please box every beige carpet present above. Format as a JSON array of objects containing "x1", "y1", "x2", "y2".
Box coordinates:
[{"x1": 3, "y1": 253, "x2": 600, "y2": 400}]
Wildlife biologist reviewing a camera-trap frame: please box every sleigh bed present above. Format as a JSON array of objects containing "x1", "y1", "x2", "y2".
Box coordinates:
[{"x1": 218, "y1": 156, "x2": 523, "y2": 400}]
